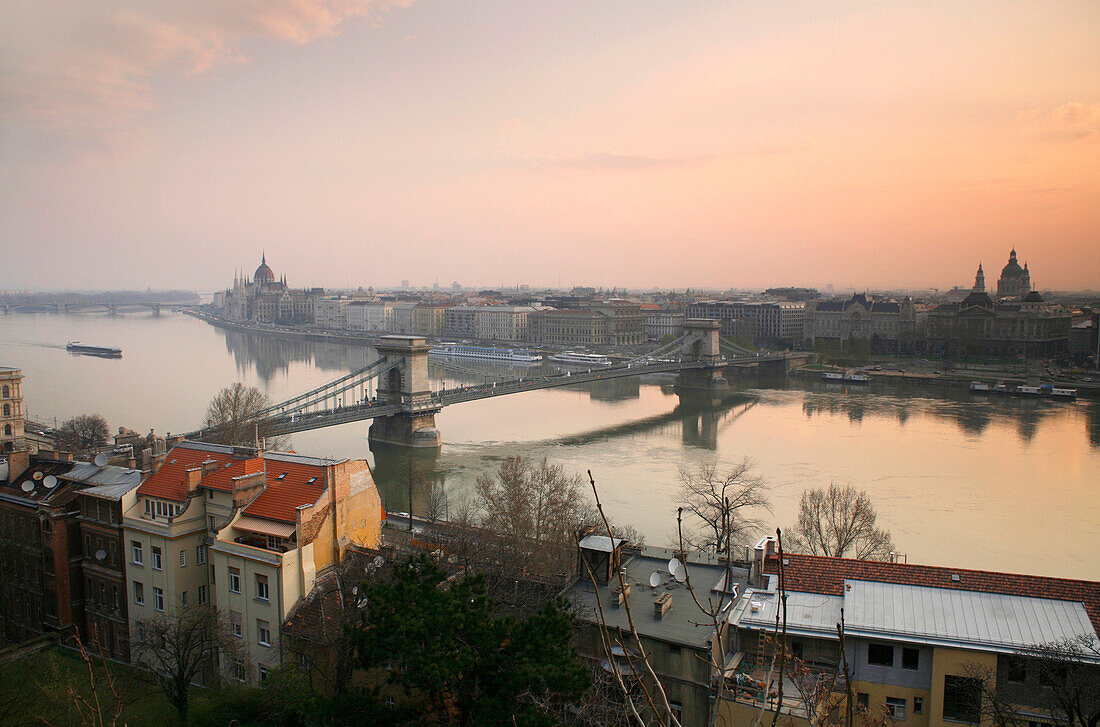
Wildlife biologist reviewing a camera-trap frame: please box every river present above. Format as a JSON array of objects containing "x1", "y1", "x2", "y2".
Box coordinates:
[{"x1": 2, "y1": 311, "x2": 1098, "y2": 580}]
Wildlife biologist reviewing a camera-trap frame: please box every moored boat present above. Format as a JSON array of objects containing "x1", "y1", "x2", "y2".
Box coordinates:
[
  {"x1": 428, "y1": 344, "x2": 542, "y2": 363},
  {"x1": 548, "y1": 351, "x2": 612, "y2": 367}
]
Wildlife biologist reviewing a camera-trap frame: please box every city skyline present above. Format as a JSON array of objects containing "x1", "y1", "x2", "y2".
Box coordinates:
[{"x1": 2, "y1": 1, "x2": 1099, "y2": 291}]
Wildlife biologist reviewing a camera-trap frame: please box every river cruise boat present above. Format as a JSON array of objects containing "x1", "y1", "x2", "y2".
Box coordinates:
[
  {"x1": 66, "y1": 342, "x2": 122, "y2": 358},
  {"x1": 822, "y1": 371, "x2": 868, "y2": 382},
  {"x1": 822, "y1": 372, "x2": 845, "y2": 381},
  {"x1": 970, "y1": 381, "x2": 991, "y2": 392},
  {"x1": 428, "y1": 344, "x2": 542, "y2": 363},
  {"x1": 548, "y1": 351, "x2": 613, "y2": 367}
]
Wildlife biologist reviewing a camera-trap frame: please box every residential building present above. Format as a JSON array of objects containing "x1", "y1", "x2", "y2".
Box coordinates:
[
  {"x1": 1, "y1": 366, "x2": 25, "y2": 453},
  {"x1": 643, "y1": 307, "x2": 685, "y2": 342},
  {"x1": 529, "y1": 309, "x2": 609, "y2": 347},
  {"x1": 0, "y1": 451, "x2": 141, "y2": 653},
  {"x1": 69, "y1": 462, "x2": 144, "y2": 660},
  {"x1": 392, "y1": 301, "x2": 418, "y2": 335},
  {"x1": 412, "y1": 303, "x2": 447, "y2": 337},
  {"x1": 347, "y1": 301, "x2": 393, "y2": 333},
  {"x1": 687, "y1": 301, "x2": 806, "y2": 347},
  {"x1": 443, "y1": 305, "x2": 536, "y2": 342},
  {"x1": 719, "y1": 537, "x2": 1100, "y2": 727},
  {"x1": 122, "y1": 441, "x2": 383, "y2": 685},
  {"x1": 591, "y1": 301, "x2": 646, "y2": 346},
  {"x1": 566, "y1": 537, "x2": 742, "y2": 727},
  {"x1": 314, "y1": 298, "x2": 351, "y2": 330}
]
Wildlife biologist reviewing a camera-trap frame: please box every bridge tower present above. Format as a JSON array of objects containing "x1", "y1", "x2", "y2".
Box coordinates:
[
  {"x1": 676, "y1": 319, "x2": 729, "y2": 396},
  {"x1": 367, "y1": 335, "x2": 442, "y2": 449}
]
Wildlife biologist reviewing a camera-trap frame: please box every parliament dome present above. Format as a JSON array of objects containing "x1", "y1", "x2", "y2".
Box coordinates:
[{"x1": 254, "y1": 253, "x2": 275, "y2": 284}]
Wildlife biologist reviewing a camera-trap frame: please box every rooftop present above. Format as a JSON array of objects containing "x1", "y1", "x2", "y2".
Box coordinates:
[{"x1": 568, "y1": 548, "x2": 747, "y2": 648}]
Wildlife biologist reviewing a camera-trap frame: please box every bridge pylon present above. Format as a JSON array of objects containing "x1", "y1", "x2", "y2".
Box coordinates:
[
  {"x1": 367, "y1": 335, "x2": 442, "y2": 449},
  {"x1": 676, "y1": 319, "x2": 729, "y2": 398}
]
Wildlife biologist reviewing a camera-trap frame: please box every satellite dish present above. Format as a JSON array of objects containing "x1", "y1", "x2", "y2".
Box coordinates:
[
  {"x1": 43, "y1": 475, "x2": 58, "y2": 489},
  {"x1": 675, "y1": 569, "x2": 687, "y2": 584},
  {"x1": 94, "y1": 453, "x2": 108, "y2": 467},
  {"x1": 20, "y1": 481, "x2": 34, "y2": 492},
  {"x1": 668, "y1": 557, "x2": 682, "y2": 576},
  {"x1": 32, "y1": 471, "x2": 43, "y2": 481},
  {"x1": 649, "y1": 572, "x2": 661, "y2": 588},
  {"x1": 95, "y1": 549, "x2": 107, "y2": 561},
  {"x1": 373, "y1": 555, "x2": 385, "y2": 568}
]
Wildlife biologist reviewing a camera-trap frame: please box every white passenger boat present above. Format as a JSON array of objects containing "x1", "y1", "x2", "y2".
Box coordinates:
[
  {"x1": 428, "y1": 344, "x2": 542, "y2": 363},
  {"x1": 822, "y1": 372, "x2": 845, "y2": 381},
  {"x1": 548, "y1": 351, "x2": 612, "y2": 367},
  {"x1": 970, "y1": 381, "x2": 991, "y2": 392}
]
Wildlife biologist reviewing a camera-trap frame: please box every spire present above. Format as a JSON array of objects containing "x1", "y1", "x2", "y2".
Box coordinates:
[
  {"x1": 1010, "y1": 248, "x2": 1017, "y2": 261},
  {"x1": 262, "y1": 251, "x2": 266, "y2": 264}
]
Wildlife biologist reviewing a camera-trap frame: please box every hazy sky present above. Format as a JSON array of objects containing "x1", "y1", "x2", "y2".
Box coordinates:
[{"x1": 2, "y1": 0, "x2": 1098, "y2": 292}]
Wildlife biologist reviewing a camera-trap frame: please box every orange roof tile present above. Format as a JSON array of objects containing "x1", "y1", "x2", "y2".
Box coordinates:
[
  {"x1": 242, "y1": 457, "x2": 329, "y2": 524},
  {"x1": 764, "y1": 553, "x2": 1100, "y2": 633},
  {"x1": 137, "y1": 443, "x2": 244, "y2": 502}
]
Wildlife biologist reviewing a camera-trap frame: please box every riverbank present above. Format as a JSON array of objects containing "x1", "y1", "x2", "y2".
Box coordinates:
[
  {"x1": 182, "y1": 307, "x2": 382, "y2": 346},
  {"x1": 792, "y1": 364, "x2": 1100, "y2": 399}
]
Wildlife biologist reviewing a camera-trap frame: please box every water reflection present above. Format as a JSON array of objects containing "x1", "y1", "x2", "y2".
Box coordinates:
[{"x1": 221, "y1": 330, "x2": 375, "y2": 383}]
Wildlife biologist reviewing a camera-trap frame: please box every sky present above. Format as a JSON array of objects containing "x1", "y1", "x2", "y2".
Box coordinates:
[{"x1": 1, "y1": 0, "x2": 1098, "y2": 292}]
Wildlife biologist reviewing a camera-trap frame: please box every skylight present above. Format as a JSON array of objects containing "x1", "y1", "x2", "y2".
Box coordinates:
[
  {"x1": 306, "y1": 477, "x2": 317, "y2": 484},
  {"x1": 276, "y1": 473, "x2": 287, "y2": 480}
]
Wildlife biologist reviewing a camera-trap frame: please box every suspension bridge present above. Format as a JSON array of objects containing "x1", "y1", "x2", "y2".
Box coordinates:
[{"x1": 184, "y1": 319, "x2": 806, "y2": 448}]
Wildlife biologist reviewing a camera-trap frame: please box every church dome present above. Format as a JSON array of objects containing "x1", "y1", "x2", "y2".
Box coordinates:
[
  {"x1": 254, "y1": 253, "x2": 275, "y2": 284},
  {"x1": 1000, "y1": 249, "x2": 1025, "y2": 279},
  {"x1": 1022, "y1": 291, "x2": 1043, "y2": 303},
  {"x1": 962, "y1": 291, "x2": 993, "y2": 309}
]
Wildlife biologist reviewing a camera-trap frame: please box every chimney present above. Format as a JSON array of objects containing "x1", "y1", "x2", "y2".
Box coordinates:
[
  {"x1": 611, "y1": 580, "x2": 631, "y2": 609},
  {"x1": 232, "y1": 445, "x2": 258, "y2": 460},
  {"x1": 185, "y1": 466, "x2": 203, "y2": 491},
  {"x1": 654, "y1": 592, "x2": 672, "y2": 620},
  {"x1": 201, "y1": 458, "x2": 219, "y2": 475},
  {"x1": 5, "y1": 448, "x2": 31, "y2": 481}
]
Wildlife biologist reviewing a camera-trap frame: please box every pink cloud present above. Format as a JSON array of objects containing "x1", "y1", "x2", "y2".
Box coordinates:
[
  {"x1": 1020, "y1": 101, "x2": 1100, "y2": 142},
  {"x1": 1, "y1": 1, "x2": 412, "y2": 143}
]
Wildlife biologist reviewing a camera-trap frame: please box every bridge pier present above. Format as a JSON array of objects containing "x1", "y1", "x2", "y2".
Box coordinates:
[
  {"x1": 367, "y1": 335, "x2": 442, "y2": 449},
  {"x1": 675, "y1": 319, "x2": 729, "y2": 402}
]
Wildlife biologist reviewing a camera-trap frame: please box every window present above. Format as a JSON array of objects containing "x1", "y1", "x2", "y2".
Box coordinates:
[
  {"x1": 131, "y1": 541, "x2": 143, "y2": 565},
  {"x1": 153, "y1": 587, "x2": 164, "y2": 612},
  {"x1": 209, "y1": 515, "x2": 217, "y2": 531},
  {"x1": 41, "y1": 518, "x2": 52, "y2": 533},
  {"x1": 669, "y1": 702, "x2": 683, "y2": 724},
  {"x1": 886, "y1": 697, "x2": 907, "y2": 720},
  {"x1": 207, "y1": 489, "x2": 214, "y2": 499},
  {"x1": 668, "y1": 643, "x2": 681, "y2": 655},
  {"x1": 943, "y1": 675, "x2": 981, "y2": 723},
  {"x1": 113, "y1": 586, "x2": 120, "y2": 609},
  {"x1": 228, "y1": 567, "x2": 240, "y2": 593},
  {"x1": 1005, "y1": 658, "x2": 1026, "y2": 684},
  {"x1": 144, "y1": 499, "x2": 181, "y2": 519},
  {"x1": 258, "y1": 664, "x2": 269, "y2": 682},
  {"x1": 255, "y1": 574, "x2": 269, "y2": 601},
  {"x1": 902, "y1": 647, "x2": 920, "y2": 670},
  {"x1": 151, "y1": 546, "x2": 162, "y2": 570},
  {"x1": 257, "y1": 619, "x2": 271, "y2": 646},
  {"x1": 913, "y1": 697, "x2": 924, "y2": 715},
  {"x1": 868, "y1": 643, "x2": 894, "y2": 667},
  {"x1": 230, "y1": 610, "x2": 242, "y2": 637},
  {"x1": 857, "y1": 693, "x2": 869, "y2": 709},
  {"x1": 179, "y1": 550, "x2": 186, "y2": 567},
  {"x1": 181, "y1": 591, "x2": 188, "y2": 607},
  {"x1": 196, "y1": 545, "x2": 206, "y2": 565},
  {"x1": 133, "y1": 581, "x2": 144, "y2": 606},
  {"x1": 234, "y1": 661, "x2": 247, "y2": 682},
  {"x1": 198, "y1": 585, "x2": 208, "y2": 605},
  {"x1": 97, "y1": 500, "x2": 110, "y2": 522}
]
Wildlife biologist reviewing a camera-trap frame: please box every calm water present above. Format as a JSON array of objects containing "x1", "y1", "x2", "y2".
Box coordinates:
[{"x1": 2, "y1": 312, "x2": 1098, "y2": 579}]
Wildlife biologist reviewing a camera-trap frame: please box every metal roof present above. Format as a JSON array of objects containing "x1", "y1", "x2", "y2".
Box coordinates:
[
  {"x1": 843, "y1": 580, "x2": 1098, "y2": 653},
  {"x1": 578, "y1": 535, "x2": 624, "y2": 553},
  {"x1": 735, "y1": 590, "x2": 844, "y2": 638},
  {"x1": 63, "y1": 462, "x2": 143, "y2": 499}
]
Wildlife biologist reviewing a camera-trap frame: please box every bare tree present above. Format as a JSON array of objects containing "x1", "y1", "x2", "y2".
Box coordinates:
[
  {"x1": 36, "y1": 632, "x2": 137, "y2": 727},
  {"x1": 787, "y1": 484, "x2": 896, "y2": 561},
  {"x1": 1018, "y1": 635, "x2": 1100, "y2": 727},
  {"x1": 56, "y1": 414, "x2": 110, "y2": 454},
  {"x1": 959, "y1": 662, "x2": 1024, "y2": 727},
  {"x1": 475, "y1": 456, "x2": 591, "y2": 582},
  {"x1": 132, "y1": 604, "x2": 242, "y2": 726},
  {"x1": 677, "y1": 459, "x2": 771, "y2": 556},
  {"x1": 201, "y1": 382, "x2": 285, "y2": 447}
]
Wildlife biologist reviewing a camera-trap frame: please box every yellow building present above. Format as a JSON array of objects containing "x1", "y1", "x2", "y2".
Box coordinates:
[
  {"x1": 123, "y1": 441, "x2": 382, "y2": 685},
  {"x1": 0, "y1": 366, "x2": 26, "y2": 452}
]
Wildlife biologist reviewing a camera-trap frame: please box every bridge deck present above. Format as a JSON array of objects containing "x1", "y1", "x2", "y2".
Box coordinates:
[{"x1": 239, "y1": 354, "x2": 790, "y2": 438}]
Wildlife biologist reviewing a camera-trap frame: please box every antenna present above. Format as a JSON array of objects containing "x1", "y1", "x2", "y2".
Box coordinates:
[
  {"x1": 43, "y1": 475, "x2": 57, "y2": 489},
  {"x1": 21, "y1": 481, "x2": 34, "y2": 492},
  {"x1": 668, "y1": 557, "x2": 682, "y2": 576},
  {"x1": 649, "y1": 572, "x2": 661, "y2": 588},
  {"x1": 95, "y1": 549, "x2": 107, "y2": 561},
  {"x1": 94, "y1": 453, "x2": 107, "y2": 467},
  {"x1": 675, "y1": 568, "x2": 687, "y2": 584},
  {"x1": 32, "y1": 471, "x2": 43, "y2": 481}
]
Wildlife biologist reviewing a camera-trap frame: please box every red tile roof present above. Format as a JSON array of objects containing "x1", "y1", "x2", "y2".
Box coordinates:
[
  {"x1": 764, "y1": 553, "x2": 1100, "y2": 633},
  {"x1": 137, "y1": 443, "x2": 246, "y2": 502},
  {"x1": 242, "y1": 458, "x2": 328, "y2": 524}
]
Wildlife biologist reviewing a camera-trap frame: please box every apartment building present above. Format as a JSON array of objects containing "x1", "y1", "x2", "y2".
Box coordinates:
[
  {"x1": 314, "y1": 298, "x2": 351, "y2": 330},
  {"x1": 122, "y1": 441, "x2": 383, "y2": 685},
  {"x1": 412, "y1": 303, "x2": 447, "y2": 337},
  {"x1": 443, "y1": 305, "x2": 536, "y2": 342},
  {"x1": 686, "y1": 300, "x2": 805, "y2": 347},
  {"x1": 720, "y1": 538, "x2": 1100, "y2": 727},
  {"x1": 347, "y1": 301, "x2": 394, "y2": 333}
]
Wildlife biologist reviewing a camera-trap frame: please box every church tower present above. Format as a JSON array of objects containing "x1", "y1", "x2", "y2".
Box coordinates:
[{"x1": 973, "y1": 262, "x2": 985, "y2": 292}]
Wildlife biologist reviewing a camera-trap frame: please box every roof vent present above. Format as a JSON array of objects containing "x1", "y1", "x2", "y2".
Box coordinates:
[
  {"x1": 750, "y1": 600, "x2": 763, "y2": 613},
  {"x1": 654, "y1": 592, "x2": 672, "y2": 620},
  {"x1": 950, "y1": 573, "x2": 960, "y2": 582}
]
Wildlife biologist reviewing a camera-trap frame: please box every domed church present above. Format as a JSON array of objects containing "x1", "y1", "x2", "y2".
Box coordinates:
[
  {"x1": 996, "y1": 248, "x2": 1031, "y2": 298},
  {"x1": 220, "y1": 253, "x2": 321, "y2": 324}
]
